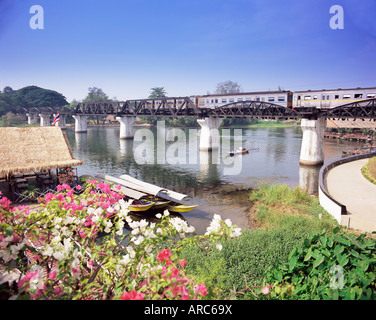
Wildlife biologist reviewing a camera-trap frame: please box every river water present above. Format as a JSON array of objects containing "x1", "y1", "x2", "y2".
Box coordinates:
[{"x1": 65, "y1": 125, "x2": 363, "y2": 234}]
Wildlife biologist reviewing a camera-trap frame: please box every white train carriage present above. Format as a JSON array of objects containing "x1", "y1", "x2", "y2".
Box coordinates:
[
  {"x1": 292, "y1": 87, "x2": 376, "y2": 109},
  {"x1": 196, "y1": 90, "x2": 293, "y2": 109}
]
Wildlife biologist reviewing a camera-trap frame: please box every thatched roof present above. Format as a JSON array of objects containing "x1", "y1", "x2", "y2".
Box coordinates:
[{"x1": 0, "y1": 127, "x2": 82, "y2": 177}]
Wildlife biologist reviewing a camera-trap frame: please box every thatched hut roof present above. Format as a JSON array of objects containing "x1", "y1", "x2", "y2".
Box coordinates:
[{"x1": 0, "y1": 127, "x2": 82, "y2": 177}]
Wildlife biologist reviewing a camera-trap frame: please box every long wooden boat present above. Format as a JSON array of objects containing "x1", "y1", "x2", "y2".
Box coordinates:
[
  {"x1": 128, "y1": 201, "x2": 154, "y2": 212},
  {"x1": 150, "y1": 200, "x2": 171, "y2": 210},
  {"x1": 166, "y1": 203, "x2": 198, "y2": 213}
]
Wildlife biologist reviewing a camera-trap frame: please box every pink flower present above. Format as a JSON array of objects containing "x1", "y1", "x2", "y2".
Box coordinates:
[
  {"x1": 262, "y1": 286, "x2": 270, "y2": 295},
  {"x1": 157, "y1": 249, "x2": 171, "y2": 262},
  {"x1": 194, "y1": 283, "x2": 208, "y2": 297},
  {"x1": 49, "y1": 270, "x2": 57, "y2": 280},
  {"x1": 115, "y1": 184, "x2": 121, "y2": 190},
  {"x1": 75, "y1": 185, "x2": 82, "y2": 190},
  {"x1": 179, "y1": 259, "x2": 187, "y2": 268},
  {"x1": 120, "y1": 290, "x2": 144, "y2": 300}
]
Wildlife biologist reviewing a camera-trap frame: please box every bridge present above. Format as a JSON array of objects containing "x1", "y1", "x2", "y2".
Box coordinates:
[{"x1": 24, "y1": 97, "x2": 376, "y2": 167}]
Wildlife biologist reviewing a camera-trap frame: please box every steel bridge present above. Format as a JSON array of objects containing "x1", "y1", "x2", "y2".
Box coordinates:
[{"x1": 26, "y1": 97, "x2": 376, "y2": 121}]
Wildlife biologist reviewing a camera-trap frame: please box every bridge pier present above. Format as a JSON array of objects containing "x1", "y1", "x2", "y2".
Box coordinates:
[
  {"x1": 26, "y1": 113, "x2": 38, "y2": 125},
  {"x1": 39, "y1": 113, "x2": 51, "y2": 127},
  {"x1": 72, "y1": 115, "x2": 88, "y2": 133},
  {"x1": 197, "y1": 116, "x2": 222, "y2": 151},
  {"x1": 116, "y1": 116, "x2": 136, "y2": 139},
  {"x1": 299, "y1": 118, "x2": 326, "y2": 166}
]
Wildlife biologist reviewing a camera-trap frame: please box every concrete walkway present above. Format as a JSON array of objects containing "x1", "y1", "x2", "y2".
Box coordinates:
[{"x1": 326, "y1": 159, "x2": 376, "y2": 233}]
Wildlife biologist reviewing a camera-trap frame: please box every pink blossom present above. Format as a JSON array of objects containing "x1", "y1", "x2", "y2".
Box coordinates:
[
  {"x1": 179, "y1": 259, "x2": 187, "y2": 268},
  {"x1": 115, "y1": 184, "x2": 121, "y2": 190},
  {"x1": 49, "y1": 270, "x2": 57, "y2": 280},
  {"x1": 262, "y1": 286, "x2": 270, "y2": 295},
  {"x1": 194, "y1": 283, "x2": 208, "y2": 297},
  {"x1": 120, "y1": 290, "x2": 144, "y2": 300},
  {"x1": 75, "y1": 185, "x2": 82, "y2": 190},
  {"x1": 157, "y1": 249, "x2": 172, "y2": 262}
]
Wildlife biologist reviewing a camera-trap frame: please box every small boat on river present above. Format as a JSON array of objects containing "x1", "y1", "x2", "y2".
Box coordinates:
[{"x1": 228, "y1": 147, "x2": 250, "y2": 156}]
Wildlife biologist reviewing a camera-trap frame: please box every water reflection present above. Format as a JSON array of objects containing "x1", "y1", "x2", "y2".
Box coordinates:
[{"x1": 299, "y1": 165, "x2": 322, "y2": 195}]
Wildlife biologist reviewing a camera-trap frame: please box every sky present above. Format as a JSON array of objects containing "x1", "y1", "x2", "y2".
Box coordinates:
[{"x1": 0, "y1": 0, "x2": 376, "y2": 102}]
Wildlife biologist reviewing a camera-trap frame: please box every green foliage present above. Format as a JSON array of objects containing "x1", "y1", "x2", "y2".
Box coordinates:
[
  {"x1": 148, "y1": 87, "x2": 167, "y2": 98},
  {"x1": 265, "y1": 228, "x2": 376, "y2": 300},
  {"x1": 182, "y1": 184, "x2": 339, "y2": 299},
  {"x1": 0, "y1": 86, "x2": 68, "y2": 117}
]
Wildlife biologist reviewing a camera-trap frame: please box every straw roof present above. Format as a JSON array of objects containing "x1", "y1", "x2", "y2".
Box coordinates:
[{"x1": 0, "y1": 127, "x2": 82, "y2": 177}]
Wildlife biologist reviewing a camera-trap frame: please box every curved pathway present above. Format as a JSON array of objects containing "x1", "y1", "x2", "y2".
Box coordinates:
[{"x1": 326, "y1": 159, "x2": 376, "y2": 233}]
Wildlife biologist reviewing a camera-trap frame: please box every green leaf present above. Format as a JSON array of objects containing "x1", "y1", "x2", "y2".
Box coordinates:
[
  {"x1": 336, "y1": 253, "x2": 349, "y2": 267},
  {"x1": 289, "y1": 255, "x2": 298, "y2": 271},
  {"x1": 313, "y1": 254, "x2": 324, "y2": 268}
]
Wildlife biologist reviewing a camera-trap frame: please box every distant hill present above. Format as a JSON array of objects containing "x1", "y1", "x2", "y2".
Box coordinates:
[{"x1": 0, "y1": 85, "x2": 68, "y2": 116}]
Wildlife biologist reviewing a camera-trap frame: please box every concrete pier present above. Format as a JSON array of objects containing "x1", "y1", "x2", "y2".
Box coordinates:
[
  {"x1": 26, "y1": 113, "x2": 38, "y2": 125},
  {"x1": 299, "y1": 118, "x2": 326, "y2": 166},
  {"x1": 197, "y1": 116, "x2": 222, "y2": 151},
  {"x1": 116, "y1": 116, "x2": 136, "y2": 139},
  {"x1": 39, "y1": 113, "x2": 50, "y2": 127},
  {"x1": 72, "y1": 115, "x2": 88, "y2": 133}
]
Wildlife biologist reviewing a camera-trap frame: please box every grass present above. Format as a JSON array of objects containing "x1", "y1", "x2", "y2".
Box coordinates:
[
  {"x1": 361, "y1": 157, "x2": 376, "y2": 185},
  {"x1": 181, "y1": 183, "x2": 338, "y2": 299}
]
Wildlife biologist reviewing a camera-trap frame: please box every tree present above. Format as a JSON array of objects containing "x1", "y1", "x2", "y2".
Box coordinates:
[
  {"x1": 0, "y1": 86, "x2": 68, "y2": 117},
  {"x1": 2, "y1": 86, "x2": 13, "y2": 94},
  {"x1": 215, "y1": 81, "x2": 243, "y2": 95},
  {"x1": 148, "y1": 87, "x2": 167, "y2": 99},
  {"x1": 83, "y1": 87, "x2": 110, "y2": 102}
]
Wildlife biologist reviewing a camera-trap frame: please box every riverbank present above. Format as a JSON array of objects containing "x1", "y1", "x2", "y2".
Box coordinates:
[{"x1": 181, "y1": 183, "x2": 376, "y2": 299}]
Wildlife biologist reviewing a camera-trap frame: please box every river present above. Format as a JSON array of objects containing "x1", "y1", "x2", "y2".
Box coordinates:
[{"x1": 65, "y1": 124, "x2": 363, "y2": 235}]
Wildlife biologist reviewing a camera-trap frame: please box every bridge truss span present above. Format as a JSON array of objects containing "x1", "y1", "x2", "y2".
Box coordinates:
[
  {"x1": 205, "y1": 101, "x2": 305, "y2": 120},
  {"x1": 320, "y1": 98, "x2": 376, "y2": 120},
  {"x1": 74, "y1": 97, "x2": 199, "y2": 117}
]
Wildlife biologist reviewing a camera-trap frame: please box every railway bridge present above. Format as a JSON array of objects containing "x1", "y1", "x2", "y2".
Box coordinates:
[{"x1": 24, "y1": 97, "x2": 376, "y2": 167}]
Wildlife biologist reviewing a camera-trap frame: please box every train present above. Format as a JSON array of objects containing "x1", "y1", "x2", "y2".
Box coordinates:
[{"x1": 192, "y1": 86, "x2": 376, "y2": 110}]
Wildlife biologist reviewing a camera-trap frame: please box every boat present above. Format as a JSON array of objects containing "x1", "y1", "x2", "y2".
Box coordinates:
[
  {"x1": 128, "y1": 200, "x2": 154, "y2": 212},
  {"x1": 228, "y1": 147, "x2": 249, "y2": 156},
  {"x1": 141, "y1": 196, "x2": 171, "y2": 210},
  {"x1": 166, "y1": 203, "x2": 198, "y2": 213}
]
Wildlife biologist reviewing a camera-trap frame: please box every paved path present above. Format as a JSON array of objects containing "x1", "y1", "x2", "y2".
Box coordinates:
[{"x1": 326, "y1": 159, "x2": 376, "y2": 233}]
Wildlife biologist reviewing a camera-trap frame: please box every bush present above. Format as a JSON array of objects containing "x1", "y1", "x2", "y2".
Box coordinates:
[{"x1": 264, "y1": 227, "x2": 376, "y2": 300}]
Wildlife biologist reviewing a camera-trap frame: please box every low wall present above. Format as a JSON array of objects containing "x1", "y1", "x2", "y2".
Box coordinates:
[{"x1": 319, "y1": 152, "x2": 376, "y2": 223}]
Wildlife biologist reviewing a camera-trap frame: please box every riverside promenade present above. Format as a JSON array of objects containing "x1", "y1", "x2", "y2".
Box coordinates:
[{"x1": 326, "y1": 159, "x2": 376, "y2": 233}]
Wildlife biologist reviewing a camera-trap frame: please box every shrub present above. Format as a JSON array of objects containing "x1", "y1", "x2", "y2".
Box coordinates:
[{"x1": 264, "y1": 227, "x2": 376, "y2": 300}]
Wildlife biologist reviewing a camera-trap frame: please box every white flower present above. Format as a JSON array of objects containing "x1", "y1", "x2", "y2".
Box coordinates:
[
  {"x1": 119, "y1": 254, "x2": 131, "y2": 266},
  {"x1": 104, "y1": 221, "x2": 113, "y2": 233},
  {"x1": 126, "y1": 246, "x2": 136, "y2": 259},
  {"x1": 163, "y1": 209, "x2": 170, "y2": 216},
  {"x1": 224, "y1": 219, "x2": 232, "y2": 227},
  {"x1": 155, "y1": 213, "x2": 162, "y2": 219},
  {"x1": 216, "y1": 243, "x2": 223, "y2": 251},
  {"x1": 230, "y1": 227, "x2": 242, "y2": 238}
]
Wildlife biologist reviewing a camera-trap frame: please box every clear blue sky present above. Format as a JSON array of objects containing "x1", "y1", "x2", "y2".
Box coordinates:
[{"x1": 1, "y1": 0, "x2": 375, "y2": 102}]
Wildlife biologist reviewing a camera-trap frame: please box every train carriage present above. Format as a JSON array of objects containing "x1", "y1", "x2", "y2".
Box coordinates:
[{"x1": 292, "y1": 87, "x2": 376, "y2": 109}]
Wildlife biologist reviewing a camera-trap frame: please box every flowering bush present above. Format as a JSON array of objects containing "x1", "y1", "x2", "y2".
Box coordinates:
[{"x1": 0, "y1": 181, "x2": 241, "y2": 300}]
